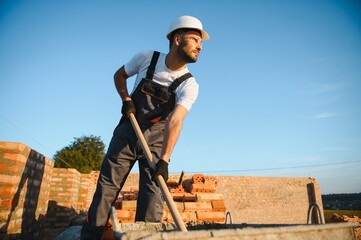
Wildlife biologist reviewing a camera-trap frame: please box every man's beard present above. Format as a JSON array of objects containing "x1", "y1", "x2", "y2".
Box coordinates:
[{"x1": 177, "y1": 45, "x2": 198, "y2": 63}]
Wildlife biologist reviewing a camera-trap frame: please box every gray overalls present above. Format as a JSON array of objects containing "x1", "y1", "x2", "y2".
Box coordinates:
[{"x1": 82, "y1": 51, "x2": 192, "y2": 238}]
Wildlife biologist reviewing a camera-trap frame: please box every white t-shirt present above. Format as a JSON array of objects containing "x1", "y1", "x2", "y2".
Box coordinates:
[{"x1": 124, "y1": 50, "x2": 199, "y2": 111}]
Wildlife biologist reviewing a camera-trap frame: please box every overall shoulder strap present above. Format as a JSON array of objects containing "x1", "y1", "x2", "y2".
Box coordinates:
[
  {"x1": 146, "y1": 51, "x2": 160, "y2": 80},
  {"x1": 169, "y1": 72, "x2": 193, "y2": 92}
]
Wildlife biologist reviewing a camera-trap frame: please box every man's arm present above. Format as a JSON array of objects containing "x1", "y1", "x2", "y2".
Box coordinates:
[
  {"x1": 160, "y1": 104, "x2": 189, "y2": 163},
  {"x1": 114, "y1": 66, "x2": 131, "y2": 101}
]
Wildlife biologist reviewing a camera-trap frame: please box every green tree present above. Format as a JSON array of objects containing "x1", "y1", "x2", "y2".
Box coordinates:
[{"x1": 54, "y1": 135, "x2": 105, "y2": 173}]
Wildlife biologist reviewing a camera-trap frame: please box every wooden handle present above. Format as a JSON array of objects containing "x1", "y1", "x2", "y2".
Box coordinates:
[
  {"x1": 128, "y1": 113, "x2": 187, "y2": 232},
  {"x1": 129, "y1": 114, "x2": 155, "y2": 168}
]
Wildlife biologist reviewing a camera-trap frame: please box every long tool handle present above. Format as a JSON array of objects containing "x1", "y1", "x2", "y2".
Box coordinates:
[{"x1": 129, "y1": 113, "x2": 187, "y2": 232}]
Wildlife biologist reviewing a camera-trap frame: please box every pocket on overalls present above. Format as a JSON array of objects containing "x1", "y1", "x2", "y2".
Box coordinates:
[{"x1": 140, "y1": 79, "x2": 171, "y2": 103}]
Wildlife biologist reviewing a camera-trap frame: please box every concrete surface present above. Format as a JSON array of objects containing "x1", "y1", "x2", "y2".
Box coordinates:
[{"x1": 54, "y1": 222, "x2": 358, "y2": 240}]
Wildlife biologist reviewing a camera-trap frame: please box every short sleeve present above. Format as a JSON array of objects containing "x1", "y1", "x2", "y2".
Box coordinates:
[
  {"x1": 124, "y1": 51, "x2": 153, "y2": 77},
  {"x1": 175, "y1": 78, "x2": 199, "y2": 111}
]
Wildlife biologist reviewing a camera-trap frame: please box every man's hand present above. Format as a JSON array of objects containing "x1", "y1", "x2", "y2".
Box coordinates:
[
  {"x1": 121, "y1": 100, "x2": 136, "y2": 117},
  {"x1": 153, "y1": 159, "x2": 169, "y2": 182}
]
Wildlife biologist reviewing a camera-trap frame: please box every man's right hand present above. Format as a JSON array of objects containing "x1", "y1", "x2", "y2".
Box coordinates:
[{"x1": 121, "y1": 100, "x2": 136, "y2": 117}]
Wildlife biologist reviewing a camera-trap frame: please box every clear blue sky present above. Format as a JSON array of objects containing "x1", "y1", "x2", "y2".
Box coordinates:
[{"x1": 1, "y1": 0, "x2": 360, "y2": 194}]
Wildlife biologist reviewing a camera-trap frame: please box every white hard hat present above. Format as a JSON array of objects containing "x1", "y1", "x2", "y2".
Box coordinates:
[{"x1": 166, "y1": 15, "x2": 209, "y2": 41}]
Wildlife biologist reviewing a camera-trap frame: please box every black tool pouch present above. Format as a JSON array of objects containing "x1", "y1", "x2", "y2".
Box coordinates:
[{"x1": 140, "y1": 78, "x2": 171, "y2": 103}]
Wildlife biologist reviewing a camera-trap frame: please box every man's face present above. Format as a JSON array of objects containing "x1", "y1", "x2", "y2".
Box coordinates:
[{"x1": 177, "y1": 30, "x2": 203, "y2": 63}]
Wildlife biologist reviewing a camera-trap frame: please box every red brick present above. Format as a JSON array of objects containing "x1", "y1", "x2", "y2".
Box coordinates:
[
  {"x1": 172, "y1": 193, "x2": 185, "y2": 201},
  {"x1": 0, "y1": 186, "x2": 17, "y2": 196},
  {"x1": 203, "y1": 176, "x2": 217, "y2": 185},
  {"x1": 0, "y1": 174, "x2": 21, "y2": 185},
  {"x1": 165, "y1": 211, "x2": 190, "y2": 223},
  {"x1": 184, "y1": 202, "x2": 212, "y2": 212},
  {"x1": 1, "y1": 198, "x2": 12, "y2": 208},
  {"x1": 164, "y1": 202, "x2": 184, "y2": 213},
  {"x1": 190, "y1": 183, "x2": 204, "y2": 193},
  {"x1": 192, "y1": 174, "x2": 204, "y2": 183},
  {"x1": 196, "y1": 193, "x2": 224, "y2": 202},
  {"x1": 123, "y1": 192, "x2": 137, "y2": 200},
  {"x1": 2, "y1": 152, "x2": 27, "y2": 164},
  {"x1": 130, "y1": 186, "x2": 139, "y2": 192},
  {"x1": 196, "y1": 211, "x2": 225, "y2": 223},
  {"x1": 0, "y1": 163, "x2": 8, "y2": 173},
  {"x1": 183, "y1": 193, "x2": 197, "y2": 202},
  {"x1": 172, "y1": 193, "x2": 196, "y2": 202},
  {"x1": 0, "y1": 142, "x2": 28, "y2": 152},
  {"x1": 190, "y1": 183, "x2": 215, "y2": 193},
  {"x1": 166, "y1": 181, "x2": 179, "y2": 188},
  {"x1": 116, "y1": 209, "x2": 135, "y2": 220},
  {"x1": 201, "y1": 184, "x2": 216, "y2": 193},
  {"x1": 211, "y1": 200, "x2": 226, "y2": 212},
  {"x1": 121, "y1": 200, "x2": 137, "y2": 211},
  {"x1": 170, "y1": 185, "x2": 185, "y2": 193}
]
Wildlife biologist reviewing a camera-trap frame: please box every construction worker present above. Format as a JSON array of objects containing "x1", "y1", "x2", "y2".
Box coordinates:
[{"x1": 81, "y1": 15, "x2": 209, "y2": 239}]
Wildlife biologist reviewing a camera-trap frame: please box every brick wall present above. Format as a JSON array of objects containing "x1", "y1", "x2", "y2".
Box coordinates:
[
  {"x1": 78, "y1": 171, "x2": 98, "y2": 211},
  {"x1": 0, "y1": 142, "x2": 53, "y2": 239},
  {"x1": 0, "y1": 142, "x2": 324, "y2": 239},
  {"x1": 216, "y1": 176, "x2": 323, "y2": 224},
  {"x1": 114, "y1": 173, "x2": 323, "y2": 225},
  {"x1": 45, "y1": 168, "x2": 81, "y2": 232}
]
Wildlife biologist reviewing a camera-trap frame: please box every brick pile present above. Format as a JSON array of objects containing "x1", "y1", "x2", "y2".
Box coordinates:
[
  {"x1": 329, "y1": 213, "x2": 361, "y2": 240},
  {"x1": 113, "y1": 174, "x2": 227, "y2": 224}
]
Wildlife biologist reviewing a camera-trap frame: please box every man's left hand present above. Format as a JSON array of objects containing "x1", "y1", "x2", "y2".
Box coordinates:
[{"x1": 153, "y1": 159, "x2": 169, "y2": 182}]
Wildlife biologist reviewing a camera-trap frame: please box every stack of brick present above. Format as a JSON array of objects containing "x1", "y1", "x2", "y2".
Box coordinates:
[
  {"x1": 0, "y1": 142, "x2": 53, "y2": 239},
  {"x1": 113, "y1": 187, "x2": 139, "y2": 223},
  {"x1": 113, "y1": 174, "x2": 227, "y2": 224}
]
